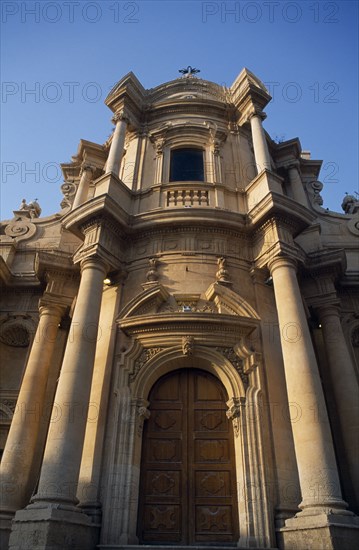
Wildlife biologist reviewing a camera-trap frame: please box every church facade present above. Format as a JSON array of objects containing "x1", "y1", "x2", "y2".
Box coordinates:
[{"x1": 0, "y1": 68, "x2": 358, "y2": 550}]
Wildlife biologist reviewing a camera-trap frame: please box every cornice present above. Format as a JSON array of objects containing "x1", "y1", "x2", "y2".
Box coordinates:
[
  {"x1": 147, "y1": 77, "x2": 228, "y2": 108},
  {"x1": 248, "y1": 191, "x2": 316, "y2": 235},
  {"x1": 146, "y1": 102, "x2": 229, "y2": 122},
  {"x1": 35, "y1": 250, "x2": 79, "y2": 279},
  {"x1": 131, "y1": 223, "x2": 250, "y2": 242},
  {"x1": 61, "y1": 193, "x2": 131, "y2": 239},
  {"x1": 302, "y1": 248, "x2": 346, "y2": 279},
  {"x1": 130, "y1": 207, "x2": 247, "y2": 233},
  {"x1": 118, "y1": 312, "x2": 257, "y2": 339}
]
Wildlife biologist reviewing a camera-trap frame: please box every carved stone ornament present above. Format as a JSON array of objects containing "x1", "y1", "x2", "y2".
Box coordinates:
[
  {"x1": 130, "y1": 347, "x2": 164, "y2": 382},
  {"x1": 216, "y1": 347, "x2": 249, "y2": 389},
  {"x1": 155, "y1": 138, "x2": 166, "y2": 157},
  {"x1": 4, "y1": 207, "x2": 37, "y2": 242},
  {"x1": 347, "y1": 216, "x2": 359, "y2": 237},
  {"x1": 137, "y1": 404, "x2": 151, "y2": 436},
  {"x1": 341, "y1": 194, "x2": 359, "y2": 215},
  {"x1": 60, "y1": 181, "x2": 77, "y2": 209},
  {"x1": 0, "y1": 316, "x2": 34, "y2": 347},
  {"x1": 216, "y1": 257, "x2": 231, "y2": 285},
  {"x1": 18, "y1": 198, "x2": 41, "y2": 218},
  {"x1": 112, "y1": 110, "x2": 129, "y2": 125},
  {"x1": 307, "y1": 180, "x2": 324, "y2": 207},
  {"x1": 146, "y1": 258, "x2": 159, "y2": 282},
  {"x1": 226, "y1": 397, "x2": 243, "y2": 437},
  {"x1": 182, "y1": 335, "x2": 195, "y2": 356},
  {"x1": 0, "y1": 399, "x2": 17, "y2": 417}
]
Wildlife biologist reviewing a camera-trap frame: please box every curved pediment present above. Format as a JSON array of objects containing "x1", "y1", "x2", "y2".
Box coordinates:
[
  {"x1": 118, "y1": 282, "x2": 260, "y2": 320},
  {"x1": 118, "y1": 284, "x2": 170, "y2": 319},
  {"x1": 205, "y1": 282, "x2": 260, "y2": 319}
]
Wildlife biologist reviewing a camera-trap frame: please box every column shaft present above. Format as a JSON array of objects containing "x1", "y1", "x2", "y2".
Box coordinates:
[
  {"x1": 250, "y1": 114, "x2": 271, "y2": 172},
  {"x1": 318, "y1": 305, "x2": 359, "y2": 509},
  {"x1": 269, "y1": 257, "x2": 347, "y2": 514},
  {"x1": 0, "y1": 304, "x2": 63, "y2": 513},
  {"x1": 288, "y1": 165, "x2": 308, "y2": 206},
  {"x1": 72, "y1": 166, "x2": 94, "y2": 209},
  {"x1": 32, "y1": 257, "x2": 107, "y2": 507},
  {"x1": 106, "y1": 115, "x2": 127, "y2": 176}
]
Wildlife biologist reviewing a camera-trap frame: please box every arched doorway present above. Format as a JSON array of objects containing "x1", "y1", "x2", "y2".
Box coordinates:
[{"x1": 137, "y1": 368, "x2": 239, "y2": 544}]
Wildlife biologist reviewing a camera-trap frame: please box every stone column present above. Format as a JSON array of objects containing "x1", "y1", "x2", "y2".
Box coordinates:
[
  {"x1": 106, "y1": 111, "x2": 128, "y2": 177},
  {"x1": 0, "y1": 302, "x2": 64, "y2": 517},
  {"x1": 317, "y1": 304, "x2": 359, "y2": 509},
  {"x1": 287, "y1": 162, "x2": 308, "y2": 206},
  {"x1": 249, "y1": 111, "x2": 271, "y2": 173},
  {"x1": 72, "y1": 165, "x2": 94, "y2": 210},
  {"x1": 268, "y1": 256, "x2": 348, "y2": 515},
  {"x1": 27, "y1": 256, "x2": 107, "y2": 509}
]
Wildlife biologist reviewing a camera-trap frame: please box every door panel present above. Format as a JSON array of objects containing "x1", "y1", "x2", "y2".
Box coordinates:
[{"x1": 138, "y1": 369, "x2": 238, "y2": 544}]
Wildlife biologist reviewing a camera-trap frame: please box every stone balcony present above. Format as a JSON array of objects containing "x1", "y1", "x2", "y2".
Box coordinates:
[{"x1": 166, "y1": 185, "x2": 210, "y2": 207}]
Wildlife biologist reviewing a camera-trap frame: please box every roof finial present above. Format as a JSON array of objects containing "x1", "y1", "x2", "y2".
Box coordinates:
[{"x1": 179, "y1": 66, "x2": 200, "y2": 77}]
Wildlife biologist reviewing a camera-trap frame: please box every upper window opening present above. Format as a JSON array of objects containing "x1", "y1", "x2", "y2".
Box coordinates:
[{"x1": 170, "y1": 148, "x2": 204, "y2": 182}]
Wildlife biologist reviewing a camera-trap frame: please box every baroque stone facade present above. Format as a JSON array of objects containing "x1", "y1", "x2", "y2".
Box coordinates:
[{"x1": 0, "y1": 68, "x2": 358, "y2": 550}]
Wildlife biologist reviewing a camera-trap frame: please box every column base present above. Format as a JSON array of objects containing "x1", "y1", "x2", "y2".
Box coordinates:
[
  {"x1": 8, "y1": 505, "x2": 100, "y2": 550},
  {"x1": 277, "y1": 512, "x2": 359, "y2": 550},
  {"x1": 0, "y1": 511, "x2": 13, "y2": 550}
]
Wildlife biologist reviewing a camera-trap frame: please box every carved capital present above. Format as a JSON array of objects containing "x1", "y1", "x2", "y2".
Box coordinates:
[
  {"x1": 80, "y1": 163, "x2": 96, "y2": 176},
  {"x1": 38, "y1": 299, "x2": 67, "y2": 320},
  {"x1": 248, "y1": 108, "x2": 267, "y2": 123},
  {"x1": 283, "y1": 160, "x2": 301, "y2": 172},
  {"x1": 268, "y1": 254, "x2": 298, "y2": 276},
  {"x1": 80, "y1": 256, "x2": 109, "y2": 276},
  {"x1": 112, "y1": 110, "x2": 129, "y2": 125},
  {"x1": 226, "y1": 397, "x2": 244, "y2": 437},
  {"x1": 226, "y1": 397, "x2": 242, "y2": 419}
]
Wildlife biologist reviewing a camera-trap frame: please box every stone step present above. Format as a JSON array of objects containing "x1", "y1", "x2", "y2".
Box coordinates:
[{"x1": 97, "y1": 546, "x2": 278, "y2": 550}]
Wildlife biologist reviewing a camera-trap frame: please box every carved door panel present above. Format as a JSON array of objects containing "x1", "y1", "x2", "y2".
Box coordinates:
[{"x1": 138, "y1": 369, "x2": 238, "y2": 544}]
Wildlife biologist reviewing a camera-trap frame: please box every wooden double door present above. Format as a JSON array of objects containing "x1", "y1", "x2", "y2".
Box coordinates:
[{"x1": 137, "y1": 369, "x2": 239, "y2": 544}]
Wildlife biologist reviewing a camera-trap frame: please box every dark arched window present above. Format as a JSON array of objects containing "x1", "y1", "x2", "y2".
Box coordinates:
[{"x1": 169, "y1": 148, "x2": 204, "y2": 182}]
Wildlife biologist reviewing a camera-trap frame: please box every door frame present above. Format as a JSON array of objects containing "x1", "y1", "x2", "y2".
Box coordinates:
[{"x1": 100, "y1": 343, "x2": 275, "y2": 548}]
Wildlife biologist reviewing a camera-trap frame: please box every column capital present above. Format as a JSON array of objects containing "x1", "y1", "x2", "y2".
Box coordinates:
[
  {"x1": 38, "y1": 298, "x2": 67, "y2": 319},
  {"x1": 80, "y1": 163, "x2": 96, "y2": 176},
  {"x1": 112, "y1": 110, "x2": 129, "y2": 125},
  {"x1": 80, "y1": 255, "x2": 109, "y2": 275},
  {"x1": 268, "y1": 255, "x2": 297, "y2": 275},
  {"x1": 316, "y1": 302, "x2": 341, "y2": 319},
  {"x1": 248, "y1": 109, "x2": 267, "y2": 123},
  {"x1": 286, "y1": 160, "x2": 301, "y2": 171}
]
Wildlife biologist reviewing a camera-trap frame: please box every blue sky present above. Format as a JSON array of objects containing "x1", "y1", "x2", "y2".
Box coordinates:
[{"x1": 1, "y1": 0, "x2": 358, "y2": 218}]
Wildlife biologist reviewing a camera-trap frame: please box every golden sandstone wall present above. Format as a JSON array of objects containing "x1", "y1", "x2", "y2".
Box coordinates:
[{"x1": 0, "y1": 69, "x2": 358, "y2": 550}]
